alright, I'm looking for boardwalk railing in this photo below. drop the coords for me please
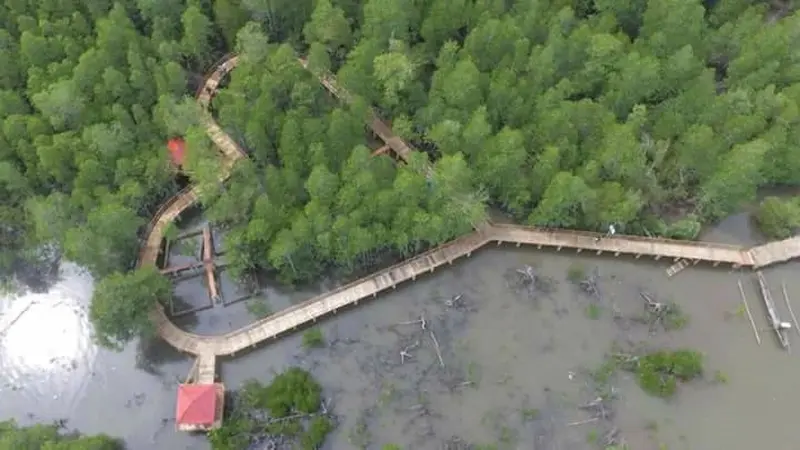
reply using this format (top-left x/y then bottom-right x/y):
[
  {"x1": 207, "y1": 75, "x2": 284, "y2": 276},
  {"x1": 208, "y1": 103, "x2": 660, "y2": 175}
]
[
  {"x1": 138, "y1": 53, "x2": 800, "y2": 383},
  {"x1": 210, "y1": 230, "x2": 491, "y2": 355}
]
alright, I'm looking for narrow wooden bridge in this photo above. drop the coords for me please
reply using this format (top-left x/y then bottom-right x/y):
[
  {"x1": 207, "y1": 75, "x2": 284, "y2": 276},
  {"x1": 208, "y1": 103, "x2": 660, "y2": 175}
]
[{"x1": 138, "y1": 53, "x2": 800, "y2": 401}]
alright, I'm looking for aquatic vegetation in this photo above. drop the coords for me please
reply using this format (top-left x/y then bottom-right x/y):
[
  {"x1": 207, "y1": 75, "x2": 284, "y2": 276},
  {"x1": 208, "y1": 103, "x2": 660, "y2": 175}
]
[
  {"x1": 567, "y1": 263, "x2": 587, "y2": 283},
  {"x1": 585, "y1": 303, "x2": 602, "y2": 319},
  {"x1": 632, "y1": 350, "x2": 703, "y2": 398},
  {"x1": 0, "y1": 420, "x2": 123, "y2": 449},
  {"x1": 755, "y1": 197, "x2": 800, "y2": 239},
  {"x1": 208, "y1": 368, "x2": 333, "y2": 450},
  {"x1": 245, "y1": 296, "x2": 272, "y2": 319},
  {"x1": 89, "y1": 266, "x2": 172, "y2": 350},
  {"x1": 302, "y1": 327, "x2": 326, "y2": 349}
]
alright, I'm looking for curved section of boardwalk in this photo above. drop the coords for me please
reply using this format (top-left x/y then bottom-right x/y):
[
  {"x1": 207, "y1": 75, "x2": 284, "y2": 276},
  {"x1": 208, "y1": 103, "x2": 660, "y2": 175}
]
[
  {"x1": 140, "y1": 53, "x2": 800, "y2": 365},
  {"x1": 138, "y1": 55, "x2": 246, "y2": 358}
]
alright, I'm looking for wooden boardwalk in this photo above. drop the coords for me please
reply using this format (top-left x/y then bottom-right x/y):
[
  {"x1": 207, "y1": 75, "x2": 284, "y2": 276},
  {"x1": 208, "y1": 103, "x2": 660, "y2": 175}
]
[
  {"x1": 202, "y1": 227, "x2": 219, "y2": 301},
  {"x1": 196, "y1": 353, "x2": 217, "y2": 384},
  {"x1": 137, "y1": 53, "x2": 800, "y2": 384},
  {"x1": 491, "y1": 223, "x2": 753, "y2": 266},
  {"x1": 138, "y1": 54, "x2": 250, "y2": 359},
  {"x1": 749, "y1": 236, "x2": 800, "y2": 268}
]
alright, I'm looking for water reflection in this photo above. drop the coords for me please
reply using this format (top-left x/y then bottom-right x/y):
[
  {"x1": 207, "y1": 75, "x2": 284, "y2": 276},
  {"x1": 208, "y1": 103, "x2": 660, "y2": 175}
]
[{"x1": 0, "y1": 262, "x2": 96, "y2": 410}]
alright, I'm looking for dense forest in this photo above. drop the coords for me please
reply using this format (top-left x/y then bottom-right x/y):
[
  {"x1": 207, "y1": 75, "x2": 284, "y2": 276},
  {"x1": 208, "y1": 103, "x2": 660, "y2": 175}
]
[
  {"x1": 0, "y1": 420, "x2": 122, "y2": 449},
  {"x1": 0, "y1": 0, "x2": 798, "y2": 341}
]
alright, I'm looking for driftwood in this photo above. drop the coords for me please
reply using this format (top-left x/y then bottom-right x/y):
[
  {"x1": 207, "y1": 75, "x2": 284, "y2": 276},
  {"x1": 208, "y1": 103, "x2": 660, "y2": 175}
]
[
  {"x1": 397, "y1": 314, "x2": 427, "y2": 330},
  {"x1": 640, "y1": 292, "x2": 664, "y2": 314},
  {"x1": 603, "y1": 427, "x2": 622, "y2": 447},
  {"x1": 429, "y1": 331, "x2": 445, "y2": 368},
  {"x1": 579, "y1": 396, "x2": 612, "y2": 421},
  {"x1": 580, "y1": 267, "x2": 600, "y2": 298},
  {"x1": 395, "y1": 313, "x2": 445, "y2": 369},
  {"x1": 445, "y1": 294, "x2": 463, "y2": 308},
  {"x1": 0, "y1": 300, "x2": 39, "y2": 335},
  {"x1": 738, "y1": 279, "x2": 761, "y2": 345},
  {"x1": 568, "y1": 418, "x2": 599, "y2": 426},
  {"x1": 639, "y1": 291, "x2": 680, "y2": 331},
  {"x1": 400, "y1": 341, "x2": 420, "y2": 364},
  {"x1": 508, "y1": 265, "x2": 555, "y2": 300}
]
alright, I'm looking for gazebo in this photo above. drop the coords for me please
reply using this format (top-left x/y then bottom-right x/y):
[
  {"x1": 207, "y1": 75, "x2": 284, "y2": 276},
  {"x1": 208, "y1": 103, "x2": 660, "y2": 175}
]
[
  {"x1": 175, "y1": 383, "x2": 225, "y2": 431},
  {"x1": 167, "y1": 138, "x2": 187, "y2": 167}
]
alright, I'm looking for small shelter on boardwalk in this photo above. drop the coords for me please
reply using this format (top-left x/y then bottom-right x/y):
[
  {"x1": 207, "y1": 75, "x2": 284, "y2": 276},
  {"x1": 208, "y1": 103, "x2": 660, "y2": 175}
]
[
  {"x1": 167, "y1": 138, "x2": 187, "y2": 167},
  {"x1": 175, "y1": 383, "x2": 225, "y2": 431}
]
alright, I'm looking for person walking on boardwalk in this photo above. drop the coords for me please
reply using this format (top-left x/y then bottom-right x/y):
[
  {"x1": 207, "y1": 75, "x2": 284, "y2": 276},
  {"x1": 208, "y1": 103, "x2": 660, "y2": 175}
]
[{"x1": 595, "y1": 224, "x2": 616, "y2": 243}]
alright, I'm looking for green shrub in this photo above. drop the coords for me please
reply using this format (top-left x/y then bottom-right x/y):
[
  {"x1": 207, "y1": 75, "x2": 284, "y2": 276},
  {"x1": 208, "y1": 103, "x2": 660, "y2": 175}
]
[
  {"x1": 265, "y1": 367, "x2": 323, "y2": 416},
  {"x1": 567, "y1": 263, "x2": 586, "y2": 283},
  {"x1": 635, "y1": 350, "x2": 703, "y2": 398},
  {"x1": 666, "y1": 215, "x2": 702, "y2": 240},
  {"x1": 211, "y1": 368, "x2": 330, "y2": 450},
  {"x1": 302, "y1": 328, "x2": 325, "y2": 349},
  {"x1": 755, "y1": 196, "x2": 800, "y2": 239}
]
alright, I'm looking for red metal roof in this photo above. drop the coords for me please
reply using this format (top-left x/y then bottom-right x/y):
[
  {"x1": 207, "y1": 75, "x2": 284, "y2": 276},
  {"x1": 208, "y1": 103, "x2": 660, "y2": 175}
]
[
  {"x1": 167, "y1": 138, "x2": 186, "y2": 166},
  {"x1": 176, "y1": 384, "x2": 217, "y2": 425}
]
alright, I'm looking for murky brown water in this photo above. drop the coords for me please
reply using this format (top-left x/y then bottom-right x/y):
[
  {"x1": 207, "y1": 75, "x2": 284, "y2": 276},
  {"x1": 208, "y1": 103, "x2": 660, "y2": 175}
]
[{"x1": 3, "y1": 213, "x2": 800, "y2": 449}]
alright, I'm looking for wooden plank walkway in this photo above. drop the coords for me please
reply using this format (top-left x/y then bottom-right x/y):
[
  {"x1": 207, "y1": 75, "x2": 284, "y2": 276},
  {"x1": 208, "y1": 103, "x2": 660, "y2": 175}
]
[
  {"x1": 202, "y1": 227, "x2": 219, "y2": 301},
  {"x1": 196, "y1": 353, "x2": 217, "y2": 384},
  {"x1": 490, "y1": 223, "x2": 753, "y2": 266},
  {"x1": 186, "y1": 222, "x2": 773, "y2": 357},
  {"x1": 749, "y1": 236, "x2": 800, "y2": 268},
  {"x1": 138, "y1": 53, "x2": 800, "y2": 386},
  {"x1": 209, "y1": 228, "x2": 492, "y2": 355}
]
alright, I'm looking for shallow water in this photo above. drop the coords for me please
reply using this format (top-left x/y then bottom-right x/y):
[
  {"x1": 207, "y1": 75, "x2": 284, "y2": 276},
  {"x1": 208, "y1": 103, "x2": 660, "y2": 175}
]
[{"x1": 2, "y1": 213, "x2": 800, "y2": 449}]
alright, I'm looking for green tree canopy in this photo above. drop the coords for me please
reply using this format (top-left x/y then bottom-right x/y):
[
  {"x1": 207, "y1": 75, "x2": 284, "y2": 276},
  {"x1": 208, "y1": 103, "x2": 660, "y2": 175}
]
[{"x1": 89, "y1": 266, "x2": 172, "y2": 350}]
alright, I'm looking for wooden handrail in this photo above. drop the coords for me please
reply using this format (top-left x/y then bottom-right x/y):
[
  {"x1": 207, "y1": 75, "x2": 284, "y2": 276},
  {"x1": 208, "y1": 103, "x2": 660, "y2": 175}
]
[{"x1": 139, "y1": 53, "x2": 800, "y2": 369}]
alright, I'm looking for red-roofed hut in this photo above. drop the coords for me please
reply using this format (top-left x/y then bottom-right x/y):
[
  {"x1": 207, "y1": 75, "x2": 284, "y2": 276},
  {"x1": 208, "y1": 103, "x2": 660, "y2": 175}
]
[
  {"x1": 167, "y1": 138, "x2": 187, "y2": 167},
  {"x1": 175, "y1": 383, "x2": 225, "y2": 431}
]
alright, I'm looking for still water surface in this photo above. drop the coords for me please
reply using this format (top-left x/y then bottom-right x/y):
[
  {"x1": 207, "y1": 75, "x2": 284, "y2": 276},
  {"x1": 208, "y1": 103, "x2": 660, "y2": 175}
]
[{"x1": 1, "y1": 213, "x2": 800, "y2": 449}]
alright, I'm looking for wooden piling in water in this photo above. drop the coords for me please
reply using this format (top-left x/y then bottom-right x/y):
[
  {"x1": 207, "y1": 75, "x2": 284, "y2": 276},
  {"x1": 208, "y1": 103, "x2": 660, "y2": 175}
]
[
  {"x1": 756, "y1": 271, "x2": 789, "y2": 350},
  {"x1": 782, "y1": 281, "x2": 800, "y2": 338},
  {"x1": 738, "y1": 278, "x2": 761, "y2": 346},
  {"x1": 666, "y1": 259, "x2": 689, "y2": 277}
]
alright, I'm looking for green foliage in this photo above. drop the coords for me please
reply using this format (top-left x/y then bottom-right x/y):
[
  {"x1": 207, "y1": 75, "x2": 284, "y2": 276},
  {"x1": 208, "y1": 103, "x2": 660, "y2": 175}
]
[
  {"x1": 755, "y1": 196, "x2": 800, "y2": 239},
  {"x1": 520, "y1": 408, "x2": 539, "y2": 421},
  {"x1": 211, "y1": 368, "x2": 332, "y2": 450},
  {"x1": 585, "y1": 303, "x2": 602, "y2": 320},
  {"x1": 89, "y1": 267, "x2": 172, "y2": 350},
  {"x1": 0, "y1": 420, "x2": 123, "y2": 450},
  {"x1": 634, "y1": 350, "x2": 703, "y2": 398},
  {"x1": 3, "y1": 0, "x2": 800, "y2": 292},
  {"x1": 665, "y1": 215, "x2": 702, "y2": 240},
  {"x1": 302, "y1": 328, "x2": 325, "y2": 349},
  {"x1": 382, "y1": 445, "x2": 402, "y2": 450},
  {"x1": 246, "y1": 297, "x2": 272, "y2": 319},
  {"x1": 661, "y1": 302, "x2": 690, "y2": 330},
  {"x1": 264, "y1": 368, "x2": 323, "y2": 417},
  {"x1": 300, "y1": 416, "x2": 335, "y2": 450},
  {"x1": 567, "y1": 263, "x2": 586, "y2": 283}
]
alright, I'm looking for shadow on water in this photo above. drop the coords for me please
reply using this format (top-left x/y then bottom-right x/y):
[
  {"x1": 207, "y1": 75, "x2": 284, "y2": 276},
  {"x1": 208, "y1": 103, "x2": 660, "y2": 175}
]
[
  {"x1": 5, "y1": 245, "x2": 62, "y2": 294},
  {"x1": 136, "y1": 335, "x2": 192, "y2": 376}
]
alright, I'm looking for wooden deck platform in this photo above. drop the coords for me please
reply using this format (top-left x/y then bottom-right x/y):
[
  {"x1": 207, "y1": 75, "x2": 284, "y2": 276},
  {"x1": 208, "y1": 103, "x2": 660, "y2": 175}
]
[{"x1": 138, "y1": 53, "x2": 800, "y2": 397}]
